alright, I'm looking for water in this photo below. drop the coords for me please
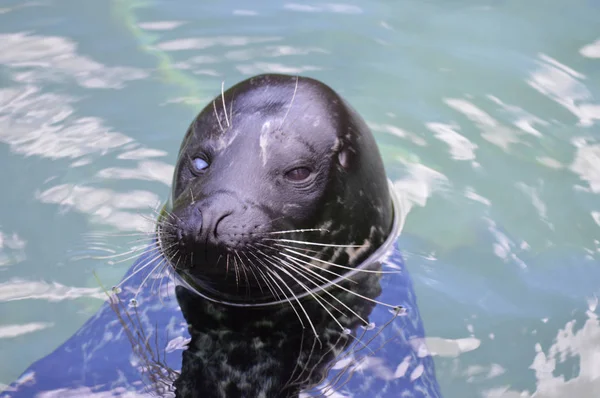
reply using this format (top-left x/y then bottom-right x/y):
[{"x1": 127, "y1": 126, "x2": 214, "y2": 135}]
[{"x1": 0, "y1": 0, "x2": 599, "y2": 396}]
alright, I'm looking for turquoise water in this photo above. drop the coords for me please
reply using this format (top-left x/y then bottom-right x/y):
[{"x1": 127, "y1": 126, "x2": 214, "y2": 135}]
[{"x1": 1, "y1": 0, "x2": 600, "y2": 396}]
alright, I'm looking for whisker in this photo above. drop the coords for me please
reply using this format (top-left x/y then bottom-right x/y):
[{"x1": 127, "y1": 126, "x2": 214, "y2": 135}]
[
  {"x1": 281, "y1": 328, "x2": 309, "y2": 391},
  {"x1": 277, "y1": 258, "x2": 347, "y2": 322},
  {"x1": 266, "y1": 238, "x2": 364, "y2": 248},
  {"x1": 277, "y1": 255, "x2": 368, "y2": 325},
  {"x1": 261, "y1": 258, "x2": 323, "y2": 340},
  {"x1": 255, "y1": 249, "x2": 308, "y2": 325},
  {"x1": 241, "y1": 252, "x2": 264, "y2": 295},
  {"x1": 264, "y1": 268, "x2": 316, "y2": 339},
  {"x1": 134, "y1": 258, "x2": 167, "y2": 302},
  {"x1": 288, "y1": 332, "x2": 346, "y2": 392},
  {"x1": 140, "y1": 241, "x2": 177, "y2": 271},
  {"x1": 322, "y1": 311, "x2": 403, "y2": 394},
  {"x1": 149, "y1": 261, "x2": 164, "y2": 294},
  {"x1": 267, "y1": 242, "x2": 322, "y2": 255},
  {"x1": 246, "y1": 250, "x2": 284, "y2": 300},
  {"x1": 173, "y1": 250, "x2": 183, "y2": 271},
  {"x1": 272, "y1": 250, "x2": 402, "y2": 310},
  {"x1": 280, "y1": 246, "x2": 401, "y2": 274},
  {"x1": 256, "y1": 243, "x2": 356, "y2": 285},
  {"x1": 92, "y1": 244, "x2": 153, "y2": 261},
  {"x1": 232, "y1": 254, "x2": 240, "y2": 288},
  {"x1": 212, "y1": 100, "x2": 225, "y2": 133},
  {"x1": 280, "y1": 75, "x2": 299, "y2": 129},
  {"x1": 229, "y1": 89, "x2": 235, "y2": 127},
  {"x1": 221, "y1": 81, "x2": 230, "y2": 128},
  {"x1": 234, "y1": 251, "x2": 251, "y2": 296},
  {"x1": 109, "y1": 245, "x2": 162, "y2": 266},
  {"x1": 84, "y1": 231, "x2": 153, "y2": 238},
  {"x1": 138, "y1": 212, "x2": 163, "y2": 226},
  {"x1": 262, "y1": 228, "x2": 328, "y2": 235},
  {"x1": 114, "y1": 248, "x2": 166, "y2": 289}
]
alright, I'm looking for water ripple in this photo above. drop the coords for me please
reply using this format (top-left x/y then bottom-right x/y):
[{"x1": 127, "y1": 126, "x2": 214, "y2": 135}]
[{"x1": 0, "y1": 33, "x2": 148, "y2": 89}]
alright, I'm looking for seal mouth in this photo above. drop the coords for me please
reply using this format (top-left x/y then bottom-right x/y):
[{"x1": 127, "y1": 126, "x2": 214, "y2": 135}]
[{"x1": 161, "y1": 180, "x2": 403, "y2": 307}]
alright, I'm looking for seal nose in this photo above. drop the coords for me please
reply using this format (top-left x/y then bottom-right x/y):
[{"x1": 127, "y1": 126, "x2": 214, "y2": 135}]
[
  {"x1": 177, "y1": 205, "x2": 203, "y2": 247},
  {"x1": 175, "y1": 200, "x2": 237, "y2": 248}
]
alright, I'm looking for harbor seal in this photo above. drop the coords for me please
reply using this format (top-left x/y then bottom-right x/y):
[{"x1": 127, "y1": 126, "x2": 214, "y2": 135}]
[
  {"x1": 0, "y1": 74, "x2": 442, "y2": 398},
  {"x1": 152, "y1": 73, "x2": 401, "y2": 397}
]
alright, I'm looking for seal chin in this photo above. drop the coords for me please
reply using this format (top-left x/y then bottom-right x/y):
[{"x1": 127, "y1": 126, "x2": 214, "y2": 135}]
[{"x1": 175, "y1": 266, "x2": 275, "y2": 304}]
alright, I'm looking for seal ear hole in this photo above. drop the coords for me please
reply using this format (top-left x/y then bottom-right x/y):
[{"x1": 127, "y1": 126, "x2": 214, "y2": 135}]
[{"x1": 284, "y1": 167, "x2": 312, "y2": 182}]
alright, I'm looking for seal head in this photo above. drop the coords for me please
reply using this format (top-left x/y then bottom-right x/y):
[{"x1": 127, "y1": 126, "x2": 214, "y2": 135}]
[{"x1": 158, "y1": 73, "x2": 392, "y2": 303}]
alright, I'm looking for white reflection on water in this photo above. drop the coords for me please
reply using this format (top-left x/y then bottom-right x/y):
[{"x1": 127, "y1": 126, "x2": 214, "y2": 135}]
[
  {"x1": 580, "y1": 39, "x2": 600, "y2": 59},
  {"x1": 570, "y1": 141, "x2": 600, "y2": 194},
  {"x1": 426, "y1": 122, "x2": 478, "y2": 162},
  {"x1": 0, "y1": 33, "x2": 147, "y2": 89},
  {"x1": 35, "y1": 386, "x2": 151, "y2": 398},
  {"x1": 488, "y1": 304, "x2": 600, "y2": 397},
  {"x1": 156, "y1": 36, "x2": 282, "y2": 51},
  {"x1": 283, "y1": 3, "x2": 363, "y2": 14},
  {"x1": 0, "y1": 86, "x2": 133, "y2": 160},
  {"x1": 393, "y1": 162, "x2": 449, "y2": 214},
  {"x1": 487, "y1": 95, "x2": 548, "y2": 138},
  {"x1": 445, "y1": 97, "x2": 522, "y2": 151},
  {"x1": 36, "y1": 185, "x2": 161, "y2": 232},
  {"x1": 236, "y1": 62, "x2": 322, "y2": 75},
  {"x1": 0, "y1": 323, "x2": 53, "y2": 339},
  {"x1": 96, "y1": 160, "x2": 174, "y2": 186},
  {"x1": 368, "y1": 122, "x2": 427, "y2": 146},
  {"x1": 0, "y1": 30, "x2": 178, "y2": 234},
  {"x1": 225, "y1": 45, "x2": 329, "y2": 61},
  {"x1": 0, "y1": 280, "x2": 104, "y2": 302},
  {"x1": 138, "y1": 21, "x2": 187, "y2": 31},
  {"x1": 528, "y1": 54, "x2": 600, "y2": 127},
  {"x1": 422, "y1": 336, "x2": 481, "y2": 358},
  {"x1": 486, "y1": 218, "x2": 528, "y2": 269},
  {"x1": 0, "y1": 231, "x2": 26, "y2": 268},
  {"x1": 232, "y1": 9, "x2": 259, "y2": 16}
]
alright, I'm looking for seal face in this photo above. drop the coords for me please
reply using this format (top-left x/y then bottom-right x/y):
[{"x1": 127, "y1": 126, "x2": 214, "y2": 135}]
[{"x1": 158, "y1": 73, "x2": 392, "y2": 304}]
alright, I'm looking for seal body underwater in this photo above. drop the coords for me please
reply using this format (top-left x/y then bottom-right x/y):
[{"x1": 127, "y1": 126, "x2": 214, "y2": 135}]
[{"x1": 0, "y1": 74, "x2": 443, "y2": 398}]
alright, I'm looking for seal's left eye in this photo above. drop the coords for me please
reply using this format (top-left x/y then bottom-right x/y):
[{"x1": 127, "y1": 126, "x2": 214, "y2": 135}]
[
  {"x1": 285, "y1": 167, "x2": 311, "y2": 181},
  {"x1": 192, "y1": 157, "x2": 209, "y2": 172}
]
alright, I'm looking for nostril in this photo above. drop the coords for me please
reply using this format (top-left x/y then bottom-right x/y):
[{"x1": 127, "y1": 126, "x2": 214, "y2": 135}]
[
  {"x1": 175, "y1": 206, "x2": 204, "y2": 245},
  {"x1": 214, "y1": 212, "x2": 232, "y2": 238}
]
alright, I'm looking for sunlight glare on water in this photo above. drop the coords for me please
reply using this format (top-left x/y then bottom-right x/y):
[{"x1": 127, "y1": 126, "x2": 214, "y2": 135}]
[{"x1": 1, "y1": 0, "x2": 600, "y2": 396}]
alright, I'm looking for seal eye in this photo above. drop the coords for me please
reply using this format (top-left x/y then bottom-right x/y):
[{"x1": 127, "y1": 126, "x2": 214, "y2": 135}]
[
  {"x1": 285, "y1": 167, "x2": 312, "y2": 181},
  {"x1": 191, "y1": 157, "x2": 209, "y2": 173}
]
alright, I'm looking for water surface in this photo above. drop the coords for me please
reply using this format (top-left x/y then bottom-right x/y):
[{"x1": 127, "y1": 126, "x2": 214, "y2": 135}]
[{"x1": 1, "y1": 0, "x2": 600, "y2": 396}]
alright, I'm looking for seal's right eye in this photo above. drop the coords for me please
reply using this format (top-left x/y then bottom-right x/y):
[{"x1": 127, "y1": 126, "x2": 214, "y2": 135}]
[{"x1": 191, "y1": 157, "x2": 209, "y2": 173}]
